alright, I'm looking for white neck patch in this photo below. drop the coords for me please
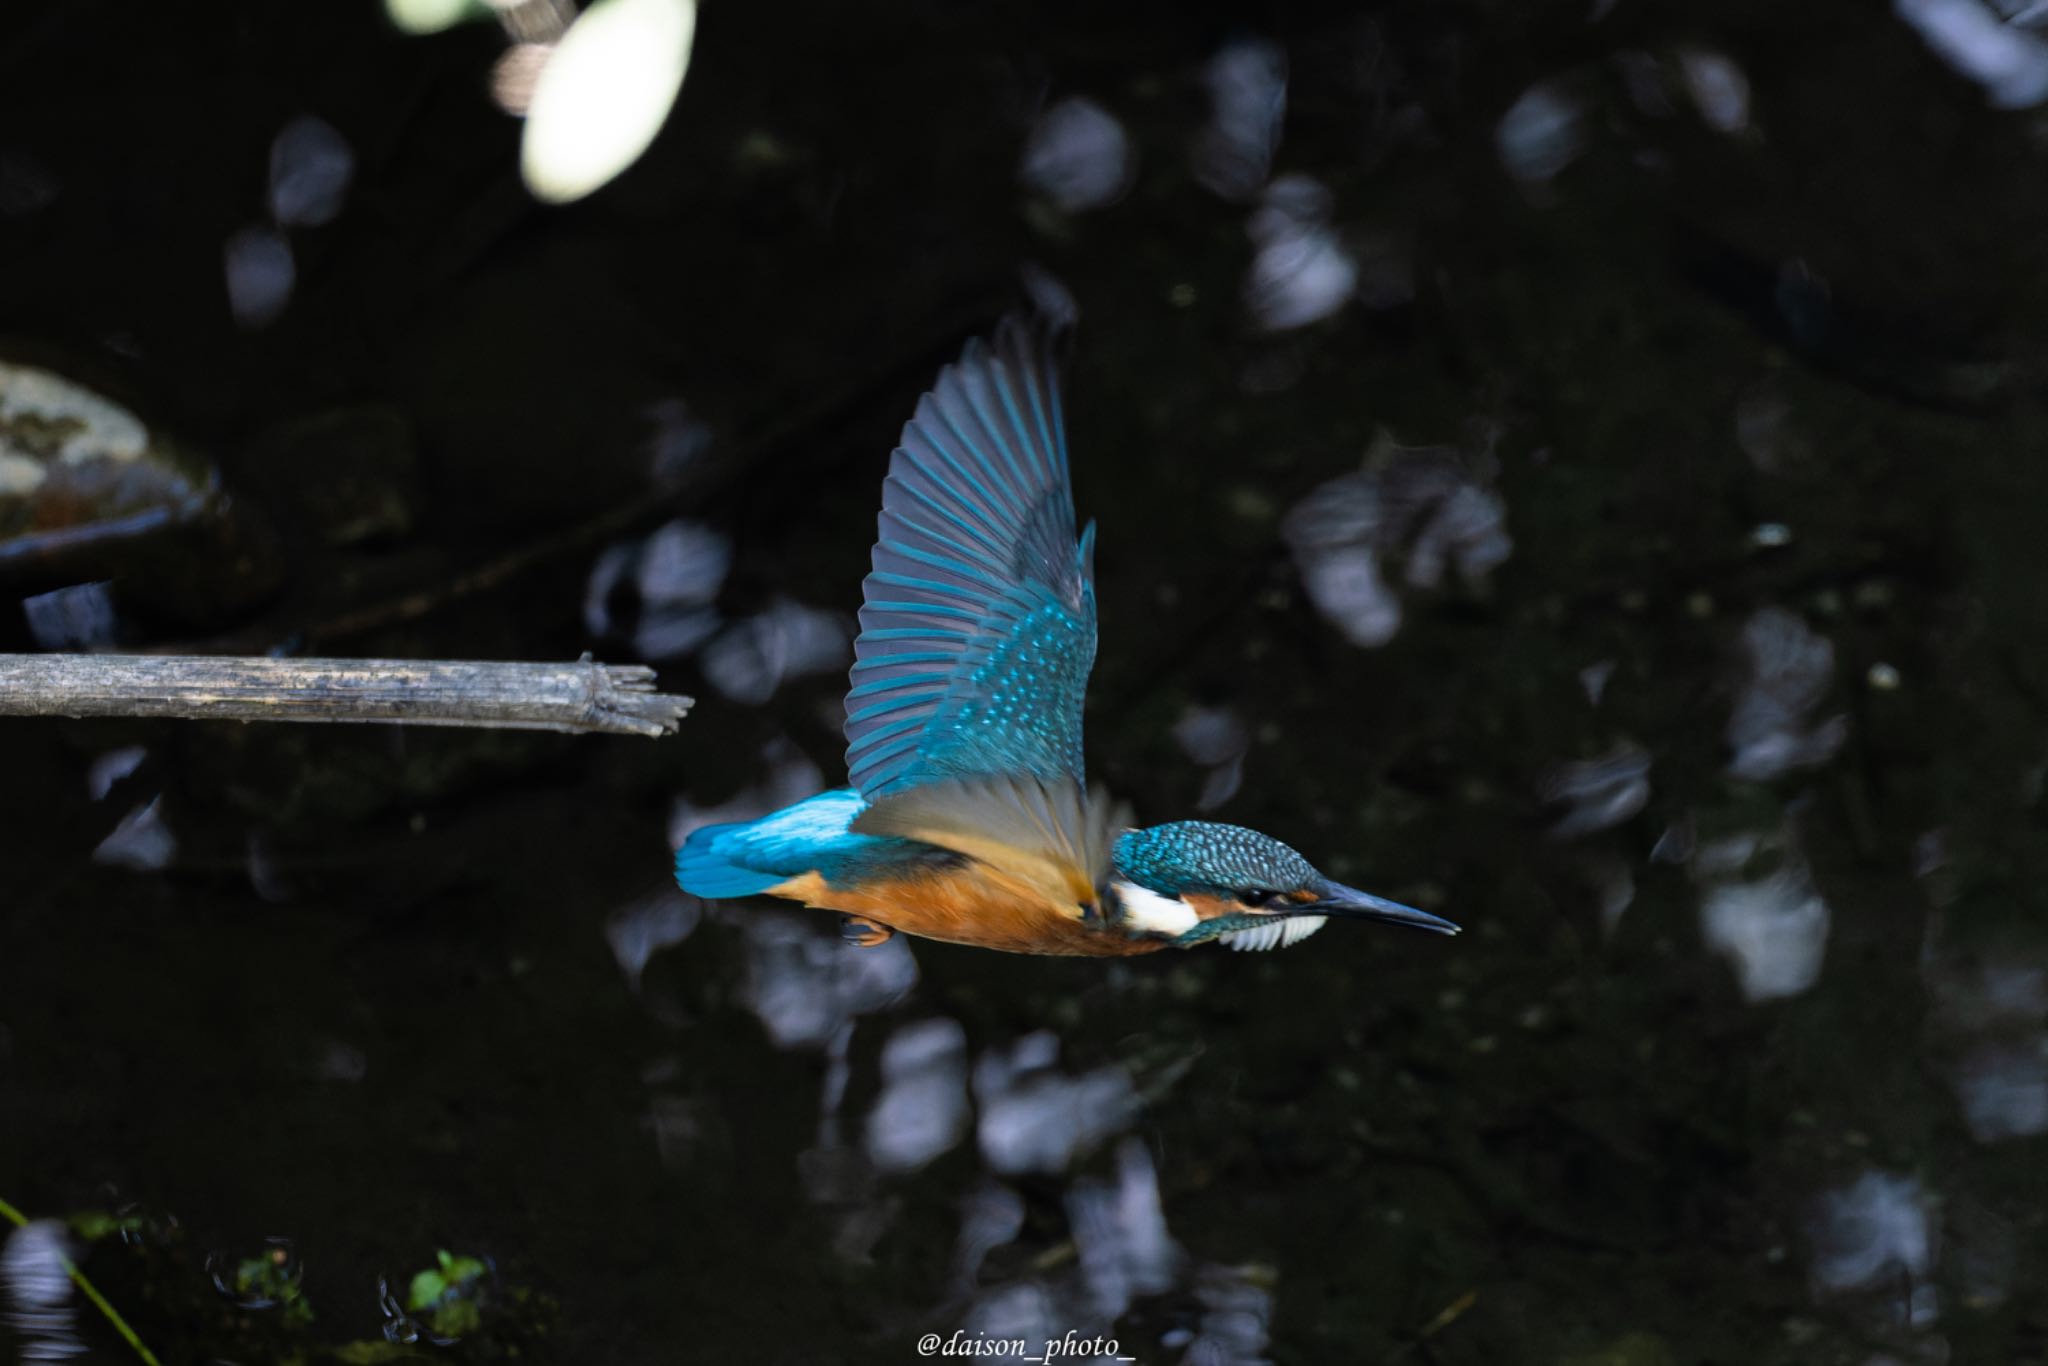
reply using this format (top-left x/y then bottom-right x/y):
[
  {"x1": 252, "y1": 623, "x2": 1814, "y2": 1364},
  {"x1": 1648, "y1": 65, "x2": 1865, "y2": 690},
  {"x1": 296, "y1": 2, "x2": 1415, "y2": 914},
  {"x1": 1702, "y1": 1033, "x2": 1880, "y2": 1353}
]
[
  {"x1": 1110, "y1": 880, "x2": 1199, "y2": 937},
  {"x1": 1223, "y1": 915, "x2": 1328, "y2": 952}
]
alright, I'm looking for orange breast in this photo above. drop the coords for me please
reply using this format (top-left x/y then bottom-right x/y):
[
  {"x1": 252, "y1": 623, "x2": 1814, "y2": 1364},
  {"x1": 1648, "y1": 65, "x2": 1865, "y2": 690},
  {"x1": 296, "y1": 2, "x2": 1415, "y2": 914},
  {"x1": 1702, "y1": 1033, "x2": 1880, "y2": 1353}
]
[{"x1": 765, "y1": 866, "x2": 1168, "y2": 958}]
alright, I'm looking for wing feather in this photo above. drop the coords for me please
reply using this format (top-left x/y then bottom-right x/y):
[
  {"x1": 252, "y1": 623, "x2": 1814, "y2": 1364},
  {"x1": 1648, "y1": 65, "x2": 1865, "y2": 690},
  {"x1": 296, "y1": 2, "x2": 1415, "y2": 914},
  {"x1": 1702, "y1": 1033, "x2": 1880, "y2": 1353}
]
[
  {"x1": 845, "y1": 318, "x2": 1098, "y2": 806},
  {"x1": 852, "y1": 774, "x2": 1128, "y2": 905}
]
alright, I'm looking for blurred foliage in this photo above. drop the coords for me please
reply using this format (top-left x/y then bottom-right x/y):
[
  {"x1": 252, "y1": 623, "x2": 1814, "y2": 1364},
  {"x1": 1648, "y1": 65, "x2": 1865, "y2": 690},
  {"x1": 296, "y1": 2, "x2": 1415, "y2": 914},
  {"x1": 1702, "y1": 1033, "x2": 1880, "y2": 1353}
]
[
  {"x1": 36, "y1": 1207, "x2": 556, "y2": 1364},
  {"x1": 403, "y1": 1250, "x2": 493, "y2": 1341}
]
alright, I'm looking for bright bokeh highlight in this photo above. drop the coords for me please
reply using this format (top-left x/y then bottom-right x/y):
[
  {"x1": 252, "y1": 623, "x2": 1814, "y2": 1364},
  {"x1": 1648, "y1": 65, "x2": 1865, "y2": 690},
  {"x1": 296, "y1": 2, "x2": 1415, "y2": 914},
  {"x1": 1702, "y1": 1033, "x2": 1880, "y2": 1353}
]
[{"x1": 519, "y1": 0, "x2": 697, "y2": 205}]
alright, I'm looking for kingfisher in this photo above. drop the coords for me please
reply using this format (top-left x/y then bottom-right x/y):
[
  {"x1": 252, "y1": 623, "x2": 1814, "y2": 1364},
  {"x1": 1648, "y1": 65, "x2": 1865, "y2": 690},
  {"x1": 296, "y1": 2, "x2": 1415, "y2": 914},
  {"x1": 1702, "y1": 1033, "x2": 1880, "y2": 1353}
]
[{"x1": 676, "y1": 317, "x2": 1459, "y2": 955}]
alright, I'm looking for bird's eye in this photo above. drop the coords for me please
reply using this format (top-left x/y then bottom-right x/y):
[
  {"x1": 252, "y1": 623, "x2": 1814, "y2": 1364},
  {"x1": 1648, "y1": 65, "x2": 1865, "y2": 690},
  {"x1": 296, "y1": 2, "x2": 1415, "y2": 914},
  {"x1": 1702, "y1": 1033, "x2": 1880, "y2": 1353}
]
[{"x1": 1241, "y1": 889, "x2": 1278, "y2": 908}]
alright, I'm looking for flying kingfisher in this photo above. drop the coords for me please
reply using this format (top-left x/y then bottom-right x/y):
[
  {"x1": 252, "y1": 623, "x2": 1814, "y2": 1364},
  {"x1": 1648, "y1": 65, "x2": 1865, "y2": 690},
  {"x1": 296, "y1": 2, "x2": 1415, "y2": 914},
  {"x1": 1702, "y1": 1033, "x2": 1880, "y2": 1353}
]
[{"x1": 676, "y1": 317, "x2": 1459, "y2": 955}]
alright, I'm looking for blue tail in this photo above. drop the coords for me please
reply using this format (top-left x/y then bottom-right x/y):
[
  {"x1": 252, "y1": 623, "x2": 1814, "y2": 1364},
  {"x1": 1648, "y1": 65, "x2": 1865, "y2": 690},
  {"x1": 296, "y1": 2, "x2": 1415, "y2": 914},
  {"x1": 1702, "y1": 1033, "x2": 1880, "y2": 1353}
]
[
  {"x1": 674, "y1": 788, "x2": 881, "y2": 901},
  {"x1": 675, "y1": 820, "x2": 791, "y2": 898}
]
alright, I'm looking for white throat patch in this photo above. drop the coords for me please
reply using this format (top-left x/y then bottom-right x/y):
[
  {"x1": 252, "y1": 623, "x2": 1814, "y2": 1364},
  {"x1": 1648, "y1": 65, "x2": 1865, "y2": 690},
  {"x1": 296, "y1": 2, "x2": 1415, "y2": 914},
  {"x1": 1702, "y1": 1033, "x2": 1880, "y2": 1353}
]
[
  {"x1": 1110, "y1": 880, "x2": 1199, "y2": 937},
  {"x1": 1223, "y1": 915, "x2": 1328, "y2": 952}
]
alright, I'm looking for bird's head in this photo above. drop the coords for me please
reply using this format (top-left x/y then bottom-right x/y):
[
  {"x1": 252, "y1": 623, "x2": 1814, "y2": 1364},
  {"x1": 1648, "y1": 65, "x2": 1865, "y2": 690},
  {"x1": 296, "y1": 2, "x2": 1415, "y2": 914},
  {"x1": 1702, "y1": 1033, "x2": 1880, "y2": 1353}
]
[{"x1": 1109, "y1": 821, "x2": 1459, "y2": 951}]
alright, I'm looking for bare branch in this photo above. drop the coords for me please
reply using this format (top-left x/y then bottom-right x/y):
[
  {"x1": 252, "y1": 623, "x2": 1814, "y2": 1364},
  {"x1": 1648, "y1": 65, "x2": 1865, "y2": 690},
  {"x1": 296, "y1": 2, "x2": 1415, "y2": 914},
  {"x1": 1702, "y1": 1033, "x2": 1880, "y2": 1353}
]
[{"x1": 0, "y1": 654, "x2": 692, "y2": 738}]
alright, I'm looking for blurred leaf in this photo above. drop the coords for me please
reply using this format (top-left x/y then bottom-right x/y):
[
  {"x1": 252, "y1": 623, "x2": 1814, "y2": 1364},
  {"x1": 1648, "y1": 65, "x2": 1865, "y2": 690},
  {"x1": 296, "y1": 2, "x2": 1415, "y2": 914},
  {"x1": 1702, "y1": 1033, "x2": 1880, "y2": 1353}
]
[
  {"x1": 383, "y1": 0, "x2": 493, "y2": 36},
  {"x1": 520, "y1": 0, "x2": 697, "y2": 204}
]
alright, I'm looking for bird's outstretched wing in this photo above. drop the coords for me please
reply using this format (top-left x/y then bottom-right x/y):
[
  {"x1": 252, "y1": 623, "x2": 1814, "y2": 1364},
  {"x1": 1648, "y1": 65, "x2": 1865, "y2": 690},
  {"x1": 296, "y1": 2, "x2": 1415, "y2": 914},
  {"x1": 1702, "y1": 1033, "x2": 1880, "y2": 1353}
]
[
  {"x1": 845, "y1": 317, "x2": 1095, "y2": 797},
  {"x1": 844, "y1": 318, "x2": 1115, "y2": 893}
]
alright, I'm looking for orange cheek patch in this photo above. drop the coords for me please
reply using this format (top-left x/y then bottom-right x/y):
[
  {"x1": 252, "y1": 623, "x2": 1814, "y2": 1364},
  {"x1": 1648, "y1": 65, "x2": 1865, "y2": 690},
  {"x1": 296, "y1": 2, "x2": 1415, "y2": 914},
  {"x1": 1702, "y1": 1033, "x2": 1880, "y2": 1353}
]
[{"x1": 1182, "y1": 892, "x2": 1238, "y2": 921}]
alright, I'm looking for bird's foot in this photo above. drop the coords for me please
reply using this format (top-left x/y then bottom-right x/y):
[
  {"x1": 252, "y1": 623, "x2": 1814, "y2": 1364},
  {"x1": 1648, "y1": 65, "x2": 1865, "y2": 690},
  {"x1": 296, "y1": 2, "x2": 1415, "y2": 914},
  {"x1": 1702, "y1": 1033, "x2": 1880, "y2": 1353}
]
[{"x1": 840, "y1": 916, "x2": 895, "y2": 948}]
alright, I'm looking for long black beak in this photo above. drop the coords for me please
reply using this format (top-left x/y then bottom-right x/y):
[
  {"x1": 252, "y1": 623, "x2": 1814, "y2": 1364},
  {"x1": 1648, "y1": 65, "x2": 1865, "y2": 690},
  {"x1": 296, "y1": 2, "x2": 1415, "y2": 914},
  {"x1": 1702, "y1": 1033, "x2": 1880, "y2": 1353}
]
[{"x1": 1308, "y1": 881, "x2": 1460, "y2": 934}]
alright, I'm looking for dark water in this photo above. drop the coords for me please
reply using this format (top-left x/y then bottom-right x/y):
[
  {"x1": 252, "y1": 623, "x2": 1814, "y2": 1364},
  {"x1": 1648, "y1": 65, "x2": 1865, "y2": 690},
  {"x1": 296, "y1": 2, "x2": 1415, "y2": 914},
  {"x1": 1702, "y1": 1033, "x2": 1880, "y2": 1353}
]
[{"x1": 4, "y1": 2, "x2": 2048, "y2": 1362}]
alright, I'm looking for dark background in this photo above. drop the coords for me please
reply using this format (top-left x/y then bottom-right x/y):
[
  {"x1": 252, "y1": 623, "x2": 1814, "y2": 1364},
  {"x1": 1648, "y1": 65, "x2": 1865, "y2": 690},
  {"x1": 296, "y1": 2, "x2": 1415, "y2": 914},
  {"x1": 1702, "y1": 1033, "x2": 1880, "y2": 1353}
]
[{"x1": 3, "y1": 1, "x2": 2047, "y2": 1362}]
